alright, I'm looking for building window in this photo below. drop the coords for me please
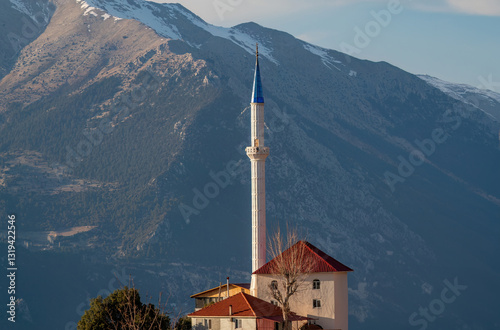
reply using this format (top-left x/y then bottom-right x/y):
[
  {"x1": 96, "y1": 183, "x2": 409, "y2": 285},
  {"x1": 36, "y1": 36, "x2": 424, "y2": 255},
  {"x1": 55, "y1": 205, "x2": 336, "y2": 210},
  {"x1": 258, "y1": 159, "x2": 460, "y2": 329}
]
[
  {"x1": 204, "y1": 319, "x2": 212, "y2": 329},
  {"x1": 271, "y1": 280, "x2": 278, "y2": 291},
  {"x1": 235, "y1": 319, "x2": 242, "y2": 328},
  {"x1": 313, "y1": 299, "x2": 321, "y2": 308},
  {"x1": 313, "y1": 279, "x2": 320, "y2": 290},
  {"x1": 271, "y1": 300, "x2": 278, "y2": 306}
]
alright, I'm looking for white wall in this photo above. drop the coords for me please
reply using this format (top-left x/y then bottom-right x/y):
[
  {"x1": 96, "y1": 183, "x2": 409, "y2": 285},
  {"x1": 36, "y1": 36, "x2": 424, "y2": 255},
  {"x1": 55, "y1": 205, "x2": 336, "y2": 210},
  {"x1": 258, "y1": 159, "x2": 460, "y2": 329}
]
[
  {"x1": 255, "y1": 272, "x2": 349, "y2": 330},
  {"x1": 190, "y1": 317, "x2": 256, "y2": 330},
  {"x1": 220, "y1": 317, "x2": 256, "y2": 330}
]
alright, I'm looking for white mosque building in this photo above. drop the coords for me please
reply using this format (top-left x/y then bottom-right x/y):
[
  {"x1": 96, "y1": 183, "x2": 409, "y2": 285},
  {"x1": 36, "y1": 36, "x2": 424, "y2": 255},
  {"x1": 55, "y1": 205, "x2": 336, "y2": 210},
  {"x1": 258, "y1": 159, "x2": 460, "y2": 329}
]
[{"x1": 188, "y1": 47, "x2": 353, "y2": 330}]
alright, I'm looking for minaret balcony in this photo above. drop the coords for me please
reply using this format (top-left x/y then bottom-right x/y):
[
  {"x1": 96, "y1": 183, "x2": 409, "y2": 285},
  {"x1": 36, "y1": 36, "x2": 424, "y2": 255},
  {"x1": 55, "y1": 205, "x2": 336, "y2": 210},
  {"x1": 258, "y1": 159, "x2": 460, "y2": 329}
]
[{"x1": 245, "y1": 146, "x2": 270, "y2": 159}]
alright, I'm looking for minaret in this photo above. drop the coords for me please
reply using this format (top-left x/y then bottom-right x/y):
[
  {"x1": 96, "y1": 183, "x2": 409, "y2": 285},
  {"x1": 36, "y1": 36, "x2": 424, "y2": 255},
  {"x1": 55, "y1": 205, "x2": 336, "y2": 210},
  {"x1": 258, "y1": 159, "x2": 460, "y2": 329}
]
[{"x1": 247, "y1": 45, "x2": 269, "y2": 294}]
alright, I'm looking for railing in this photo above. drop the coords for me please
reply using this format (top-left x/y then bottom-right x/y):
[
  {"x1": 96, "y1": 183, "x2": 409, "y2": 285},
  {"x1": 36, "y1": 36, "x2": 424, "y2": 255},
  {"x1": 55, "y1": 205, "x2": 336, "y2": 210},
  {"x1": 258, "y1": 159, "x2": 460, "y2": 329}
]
[{"x1": 245, "y1": 146, "x2": 270, "y2": 155}]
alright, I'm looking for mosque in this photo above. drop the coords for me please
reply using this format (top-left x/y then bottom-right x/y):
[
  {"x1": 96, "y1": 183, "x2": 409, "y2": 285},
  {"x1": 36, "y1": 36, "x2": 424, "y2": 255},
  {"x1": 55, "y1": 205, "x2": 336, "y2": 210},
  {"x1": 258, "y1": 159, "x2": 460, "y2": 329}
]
[{"x1": 188, "y1": 47, "x2": 353, "y2": 330}]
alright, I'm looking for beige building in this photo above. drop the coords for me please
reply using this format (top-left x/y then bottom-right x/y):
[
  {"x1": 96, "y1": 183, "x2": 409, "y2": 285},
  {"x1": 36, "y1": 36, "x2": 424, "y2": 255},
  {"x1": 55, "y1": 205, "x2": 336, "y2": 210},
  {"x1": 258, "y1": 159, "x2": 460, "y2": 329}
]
[{"x1": 252, "y1": 241, "x2": 353, "y2": 330}]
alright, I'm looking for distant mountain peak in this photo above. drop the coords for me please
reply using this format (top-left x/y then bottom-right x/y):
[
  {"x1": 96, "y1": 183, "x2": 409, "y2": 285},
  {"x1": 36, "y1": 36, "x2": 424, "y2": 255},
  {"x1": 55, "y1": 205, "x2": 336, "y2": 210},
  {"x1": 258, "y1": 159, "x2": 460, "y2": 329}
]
[
  {"x1": 73, "y1": 0, "x2": 280, "y2": 63},
  {"x1": 75, "y1": 0, "x2": 183, "y2": 38}
]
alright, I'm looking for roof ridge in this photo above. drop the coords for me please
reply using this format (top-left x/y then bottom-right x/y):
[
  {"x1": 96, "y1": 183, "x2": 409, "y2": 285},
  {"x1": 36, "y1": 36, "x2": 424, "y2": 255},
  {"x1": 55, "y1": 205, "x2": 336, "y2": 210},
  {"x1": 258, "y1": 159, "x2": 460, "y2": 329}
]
[
  {"x1": 240, "y1": 292, "x2": 257, "y2": 317},
  {"x1": 253, "y1": 240, "x2": 352, "y2": 274},
  {"x1": 302, "y1": 241, "x2": 335, "y2": 270}
]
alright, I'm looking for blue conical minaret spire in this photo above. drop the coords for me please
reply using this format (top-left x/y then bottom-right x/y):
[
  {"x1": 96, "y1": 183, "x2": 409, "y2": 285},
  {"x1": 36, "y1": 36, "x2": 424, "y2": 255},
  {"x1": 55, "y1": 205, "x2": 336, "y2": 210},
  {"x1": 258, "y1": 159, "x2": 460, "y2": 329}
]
[{"x1": 251, "y1": 44, "x2": 264, "y2": 104}]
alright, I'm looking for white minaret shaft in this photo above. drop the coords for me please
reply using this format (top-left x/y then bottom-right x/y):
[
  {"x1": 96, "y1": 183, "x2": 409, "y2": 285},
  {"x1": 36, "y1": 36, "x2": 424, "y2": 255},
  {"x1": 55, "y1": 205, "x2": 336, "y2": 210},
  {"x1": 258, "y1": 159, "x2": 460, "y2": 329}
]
[{"x1": 246, "y1": 46, "x2": 269, "y2": 279}]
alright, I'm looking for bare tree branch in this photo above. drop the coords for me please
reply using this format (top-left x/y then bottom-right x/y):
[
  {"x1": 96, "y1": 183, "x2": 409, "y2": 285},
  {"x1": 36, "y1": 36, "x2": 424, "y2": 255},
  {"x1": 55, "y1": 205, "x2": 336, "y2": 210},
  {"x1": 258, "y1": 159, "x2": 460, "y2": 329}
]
[{"x1": 267, "y1": 225, "x2": 314, "y2": 330}]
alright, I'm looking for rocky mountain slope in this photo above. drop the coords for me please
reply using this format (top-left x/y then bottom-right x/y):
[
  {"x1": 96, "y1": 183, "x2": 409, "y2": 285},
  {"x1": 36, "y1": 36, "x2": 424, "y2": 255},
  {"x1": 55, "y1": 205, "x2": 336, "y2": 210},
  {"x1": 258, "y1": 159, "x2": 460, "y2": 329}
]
[
  {"x1": 419, "y1": 74, "x2": 500, "y2": 122},
  {"x1": 0, "y1": 0, "x2": 499, "y2": 329}
]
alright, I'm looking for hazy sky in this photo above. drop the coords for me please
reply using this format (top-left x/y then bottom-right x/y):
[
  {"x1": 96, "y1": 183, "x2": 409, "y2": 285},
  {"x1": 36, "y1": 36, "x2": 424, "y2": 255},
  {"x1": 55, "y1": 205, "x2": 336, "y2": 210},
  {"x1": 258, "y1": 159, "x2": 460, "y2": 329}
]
[{"x1": 153, "y1": 0, "x2": 500, "y2": 91}]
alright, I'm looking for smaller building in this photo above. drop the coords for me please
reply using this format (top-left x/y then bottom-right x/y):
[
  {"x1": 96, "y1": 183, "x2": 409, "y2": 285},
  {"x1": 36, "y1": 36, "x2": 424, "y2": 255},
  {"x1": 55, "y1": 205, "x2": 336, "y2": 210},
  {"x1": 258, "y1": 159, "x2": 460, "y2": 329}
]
[
  {"x1": 191, "y1": 283, "x2": 250, "y2": 311},
  {"x1": 189, "y1": 292, "x2": 310, "y2": 330}
]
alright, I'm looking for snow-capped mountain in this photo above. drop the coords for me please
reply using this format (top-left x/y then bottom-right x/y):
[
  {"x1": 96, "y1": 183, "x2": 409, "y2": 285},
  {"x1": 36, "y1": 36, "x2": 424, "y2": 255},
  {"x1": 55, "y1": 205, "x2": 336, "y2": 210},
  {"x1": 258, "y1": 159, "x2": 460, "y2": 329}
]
[
  {"x1": 73, "y1": 0, "x2": 279, "y2": 61},
  {"x1": 1, "y1": 0, "x2": 499, "y2": 329}
]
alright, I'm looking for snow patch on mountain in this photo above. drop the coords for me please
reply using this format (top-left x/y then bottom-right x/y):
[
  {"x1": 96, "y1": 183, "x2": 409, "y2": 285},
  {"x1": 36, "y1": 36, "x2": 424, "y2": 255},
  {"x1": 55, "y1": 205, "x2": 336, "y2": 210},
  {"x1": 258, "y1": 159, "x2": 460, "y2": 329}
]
[
  {"x1": 75, "y1": 0, "x2": 278, "y2": 63},
  {"x1": 9, "y1": 0, "x2": 52, "y2": 23},
  {"x1": 303, "y1": 43, "x2": 342, "y2": 71},
  {"x1": 83, "y1": 5, "x2": 98, "y2": 17},
  {"x1": 199, "y1": 23, "x2": 278, "y2": 64},
  {"x1": 419, "y1": 75, "x2": 500, "y2": 104},
  {"x1": 9, "y1": 0, "x2": 32, "y2": 17},
  {"x1": 419, "y1": 74, "x2": 500, "y2": 121},
  {"x1": 76, "y1": 0, "x2": 115, "y2": 20},
  {"x1": 76, "y1": 0, "x2": 182, "y2": 39},
  {"x1": 164, "y1": 4, "x2": 279, "y2": 64}
]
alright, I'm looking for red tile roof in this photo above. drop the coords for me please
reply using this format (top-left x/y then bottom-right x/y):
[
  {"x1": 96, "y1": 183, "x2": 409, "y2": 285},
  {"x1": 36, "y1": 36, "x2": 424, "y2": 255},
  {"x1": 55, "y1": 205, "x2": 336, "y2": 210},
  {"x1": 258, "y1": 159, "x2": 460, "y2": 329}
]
[
  {"x1": 253, "y1": 241, "x2": 353, "y2": 274},
  {"x1": 188, "y1": 292, "x2": 309, "y2": 321}
]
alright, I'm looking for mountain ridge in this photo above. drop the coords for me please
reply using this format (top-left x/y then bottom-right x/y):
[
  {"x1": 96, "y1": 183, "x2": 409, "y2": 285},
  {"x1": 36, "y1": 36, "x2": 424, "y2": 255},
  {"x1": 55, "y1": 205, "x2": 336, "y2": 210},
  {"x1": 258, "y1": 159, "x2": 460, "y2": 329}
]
[{"x1": 1, "y1": 0, "x2": 499, "y2": 329}]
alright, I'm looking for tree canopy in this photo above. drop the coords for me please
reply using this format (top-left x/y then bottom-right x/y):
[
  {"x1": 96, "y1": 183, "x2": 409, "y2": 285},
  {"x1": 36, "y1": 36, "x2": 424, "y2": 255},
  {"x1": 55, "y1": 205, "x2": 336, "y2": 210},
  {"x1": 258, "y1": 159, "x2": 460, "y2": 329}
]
[
  {"x1": 174, "y1": 316, "x2": 192, "y2": 330},
  {"x1": 78, "y1": 286, "x2": 171, "y2": 330}
]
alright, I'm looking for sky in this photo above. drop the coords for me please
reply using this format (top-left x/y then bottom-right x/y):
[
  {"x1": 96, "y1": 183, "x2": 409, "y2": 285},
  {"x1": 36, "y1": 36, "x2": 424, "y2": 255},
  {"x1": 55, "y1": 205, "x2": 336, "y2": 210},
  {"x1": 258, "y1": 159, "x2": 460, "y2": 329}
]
[{"x1": 154, "y1": 0, "x2": 500, "y2": 92}]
